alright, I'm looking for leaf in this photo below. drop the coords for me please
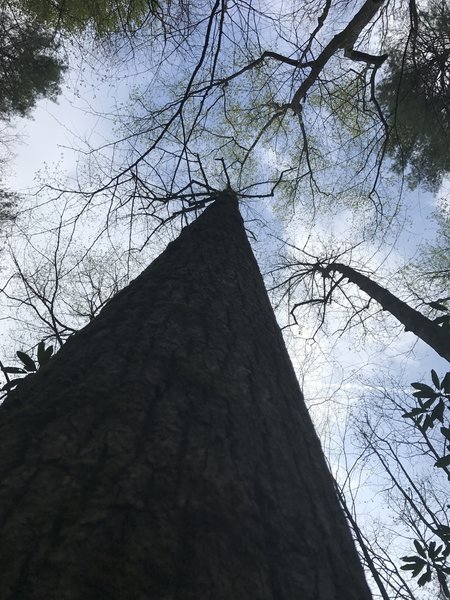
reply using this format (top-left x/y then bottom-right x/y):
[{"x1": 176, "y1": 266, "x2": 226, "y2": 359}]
[
  {"x1": 16, "y1": 351, "x2": 36, "y2": 372},
  {"x1": 431, "y1": 399, "x2": 445, "y2": 424},
  {"x1": 411, "y1": 382, "x2": 436, "y2": 395},
  {"x1": 423, "y1": 414, "x2": 433, "y2": 431},
  {"x1": 412, "y1": 391, "x2": 438, "y2": 401},
  {"x1": 431, "y1": 369, "x2": 441, "y2": 389},
  {"x1": 435, "y1": 455, "x2": 450, "y2": 469},
  {"x1": 43, "y1": 345, "x2": 54, "y2": 363},
  {"x1": 437, "y1": 571, "x2": 450, "y2": 598},
  {"x1": 401, "y1": 555, "x2": 420, "y2": 563},
  {"x1": 2, "y1": 366, "x2": 26, "y2": 374},
  {"x1": 442, "y1": 372, "x2": 450, "y2": 394},
  {"x1": 429, "y1": 541, "x2": 436, "y2": 555},
  {"x1": 412, "y1": 561, "x2": 426, "y2": 577},
  {"x1": 400, "y1": 557, "x2": 426, "y2": 577},
  {"x1": 37, "y1": 342, "x2": 53, "y2": 367},
  {"x1": 441, "y1": 426, "x2": 450, "y2": 441},
  {"x1": 417, "y1": 568, "x2": 432, "y2": 587},
  {"x1": 421, "y1": 397, "x2": 436, "y2": 410},
  {"x1": 414, "y1": 540, "x2": 426, "y2": 558},
  {"x1": 37, "y1": 341, "x2": 45, "y2": 366},
  {"x1": 400, "y1": 563, "x2": 418, "y2": 570},
  {"x1": 402, "y1": 408, "x2": 424, "y2": 419},
  {"x1": 1, "y1": 378, "x2": 23, "y2": 392}
]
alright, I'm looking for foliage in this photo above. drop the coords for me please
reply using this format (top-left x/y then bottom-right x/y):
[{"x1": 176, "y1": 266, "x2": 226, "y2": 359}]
[
  {"x1": 0, "y1": 6, "x2": 66, "y2": 119},
  {"x1": 0, "y1": 341, "x2": 54, "y2": 398},
  {"x1": 401, "y1": 538, "x2": 450, "y2": 596},
  {"x1": 421, "y1": 202, "x2": 450, "y2": 294},
  {"x1": 403, "y1": 370, "x2": 450, "y2": 469},
  {"x1": 400, "y1": 368, "x2": 450, "y2": 596},
  {"x1": 397, "y1": 198, "x2": 450, "y2": 323},
  {"x1": 0, "y1": 189, "x2": 16, "y2": 223},
  {"x1": 377, "y1": 0, "x2": 450, "y2": 191},
  {"x1": 348, "y1": 371, "x2": 450, "y2": 599},
  {"x1": 17, "y1": 0, "x2": 161, "y2": 37}
]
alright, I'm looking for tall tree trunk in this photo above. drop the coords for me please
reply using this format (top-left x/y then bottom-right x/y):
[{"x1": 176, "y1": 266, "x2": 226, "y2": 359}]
[
  {"x1": 323, "y1": 262, "x2": 450, "y2": 363},
  {"x1": 0, "y1": 193, "x2": 372, "y2": 599}
]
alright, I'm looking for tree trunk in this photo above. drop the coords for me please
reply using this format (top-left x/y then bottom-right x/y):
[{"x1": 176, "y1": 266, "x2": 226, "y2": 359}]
[
  {"x1": 323, "y1": 262, "x2": 450, "y2": 363},
  {"x1": 0, "y1": 193, "x2": 372, "y2": 600}
]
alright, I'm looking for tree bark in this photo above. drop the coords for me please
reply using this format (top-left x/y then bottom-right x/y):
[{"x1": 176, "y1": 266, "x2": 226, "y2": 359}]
[
  {"x1": 0, "y1": 193, "x2": 372, "y2": 599},
  {"x1": 290, "y1": 0, "x2": 385, "y2": 112},
  {"x1": 323, "y1": 262, "x2": 450, "y2": 363}
]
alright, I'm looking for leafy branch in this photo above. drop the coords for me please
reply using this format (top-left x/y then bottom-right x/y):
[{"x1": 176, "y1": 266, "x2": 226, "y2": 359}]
[{"x1": 0, "y1": 341, "x2": 54, "y2": 397}]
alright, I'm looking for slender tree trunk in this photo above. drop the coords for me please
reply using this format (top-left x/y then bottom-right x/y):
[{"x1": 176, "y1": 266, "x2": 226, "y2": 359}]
[
  {"x1": 0, "y1": 193, "x2": 372, "y2": 599},
  {"x1": 323, "y1": 262, "x2": 450, "y2": 363}
]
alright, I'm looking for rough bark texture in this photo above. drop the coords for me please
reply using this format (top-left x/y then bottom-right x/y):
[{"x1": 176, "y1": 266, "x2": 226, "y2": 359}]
[
  {"x1": 0, "y1": 194, "x2": 372, "y2": 600},
  {"x1": 324, "y1": 262, "x2": 450, "y2": 363}
]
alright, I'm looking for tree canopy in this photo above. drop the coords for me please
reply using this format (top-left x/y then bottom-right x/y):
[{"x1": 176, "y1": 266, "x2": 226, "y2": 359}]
[
  {"x1": 0, "y1": 6, "x2": 66, "y2": 119},
  {"x1": 17, "y1": 0, "x2": 162, "y2": 36},
  {"x1": 377, "y1": 0, "x2": 450, "y2": 191}
]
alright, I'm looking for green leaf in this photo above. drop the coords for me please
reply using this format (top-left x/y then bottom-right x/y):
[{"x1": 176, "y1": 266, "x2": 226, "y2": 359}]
[
  {"x1": 413, "y1": 388, "x2": 439, "y2": 398},
  {"x1": 417, "y1": 568, "x2": 432, "y2": 587},
  {"x1": 37, "y1": 341, "x2": 45, "y2": 366},
  {"x1": 400, "y1": 563, "x2": 418, "y2": 570},
  {"x1": 421, "y1": 397, "x2": 436, "y2": 410},
  {"x1": 435, "y1": 455, "x2": 450, "y2": 469},
  {"x1": 431, "y1": 400, "x2": 445, "y2": 424},
  {"x1": 414, "y1": 540, "x2": 426, "y2": 558},
  {"x1": 431, "y1": 369, "x2": 441, "y2": 389},
  {"x1": 400, "y1": 557, "x2": 426, "y2": 577},
  {"x1": 441, "y1": 427, "x2": 450, "y2": 441},
  {"x1": 37, "y1": 342, "x2": 53, "y2": 367},
  {"x1": 436, "y1": 570, "x2": 450, "y2": 597},
  {"x1": 401, "y1": 555, "x2": 420, "y2": 563},
  {"x1": 411, "y1": 382, "x2": 436, "y2": 394},
  {"x1": 1, "y1": 378, "x2": 23, "y2": 392},
  {"x1": 43, "y1": 345, "x2": 53, "y2": 362},
  {"x1": 16, "y1": 351, "x2": 36, "y2": 372},
  {"x1": 427, "y1": 541, "x2": 439, "y2": 559},
  {"x1": 2, "y1": 366, "x2": 26, "y2": 374},
  {"x1": 412, "y1": 562, "x2": 426, "y2": 577},
  {"x1": 423, "y1": 414, "x2": 434, "y2": 431},
  {"x1": 418, "y1": 567, "x2": 432, "y2": 586},
  {"x1": 403, "y1": 408, "x2": 425, "y2": 419},
  {"x1": 442, "y1": 373, "x2": 450, "y2": 394}
]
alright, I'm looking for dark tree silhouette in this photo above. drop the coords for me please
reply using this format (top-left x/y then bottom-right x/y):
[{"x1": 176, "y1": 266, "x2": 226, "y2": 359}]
[
  {"x1": 0, "y1": 192, "x2": 371, "y2": 599},
  {"x1": 276, "y1": 255, "x2": 450, "y2": 363},
  {"x1": 377, "y1": 0, "x2": 450, "y2": 190},
  {"x1": 0, "y1": 7, "x2": 66, "y2": 119},
  {"x1": 319, "y1": 262, "x2": 450, "y2": 363}
]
